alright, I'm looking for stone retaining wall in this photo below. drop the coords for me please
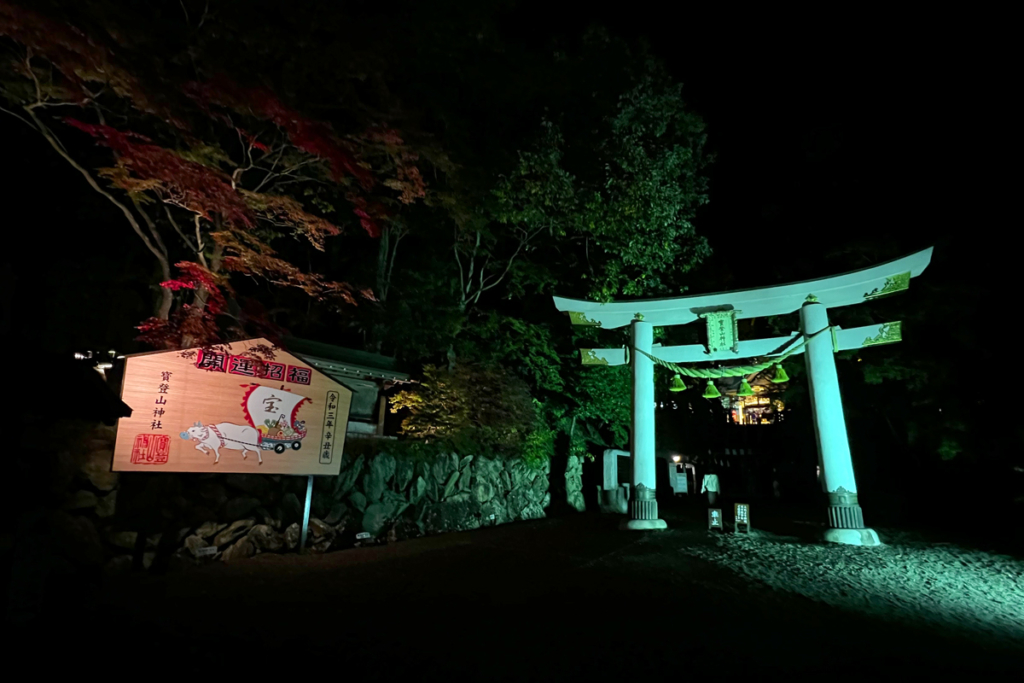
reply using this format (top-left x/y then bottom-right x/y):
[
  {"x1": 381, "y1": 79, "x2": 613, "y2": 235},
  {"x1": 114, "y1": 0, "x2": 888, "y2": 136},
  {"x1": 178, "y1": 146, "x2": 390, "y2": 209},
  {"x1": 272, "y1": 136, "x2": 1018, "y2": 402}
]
[{"x1": 33, "y1": 425, "x2": 590, "y2": 573}]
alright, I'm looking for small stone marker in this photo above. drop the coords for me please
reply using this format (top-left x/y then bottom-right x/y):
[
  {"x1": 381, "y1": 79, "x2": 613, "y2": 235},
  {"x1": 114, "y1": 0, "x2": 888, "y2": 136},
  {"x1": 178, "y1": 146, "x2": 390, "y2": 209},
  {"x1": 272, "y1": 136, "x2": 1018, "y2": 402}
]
[
  {"x1": 734, "y1": 503, "x2": 750, "y2": 533},
  {"x1": 708, "y1": 508, "x2": 723, "y2": 531},
  {"x1": 355, "y1": 531, "x2": 372, "y2": 540},
  {"x1": 195, "y1": 546, "x2": 218, "y2": 558}
]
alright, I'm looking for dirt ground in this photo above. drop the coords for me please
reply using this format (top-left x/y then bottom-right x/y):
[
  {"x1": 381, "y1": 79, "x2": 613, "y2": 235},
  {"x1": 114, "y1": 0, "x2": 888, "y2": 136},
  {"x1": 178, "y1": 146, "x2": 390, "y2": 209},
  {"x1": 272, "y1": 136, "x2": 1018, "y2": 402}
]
[{"x1": 14, "y1": 501, "x2": 1024, "y2": 679}]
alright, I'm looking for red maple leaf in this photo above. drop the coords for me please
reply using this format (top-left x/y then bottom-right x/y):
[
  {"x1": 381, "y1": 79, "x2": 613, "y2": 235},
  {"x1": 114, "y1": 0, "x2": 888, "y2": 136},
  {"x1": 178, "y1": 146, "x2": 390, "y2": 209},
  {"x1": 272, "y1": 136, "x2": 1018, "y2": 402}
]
[{"x1": 64, "y1": 118, "x2": 254, "y2": 227}]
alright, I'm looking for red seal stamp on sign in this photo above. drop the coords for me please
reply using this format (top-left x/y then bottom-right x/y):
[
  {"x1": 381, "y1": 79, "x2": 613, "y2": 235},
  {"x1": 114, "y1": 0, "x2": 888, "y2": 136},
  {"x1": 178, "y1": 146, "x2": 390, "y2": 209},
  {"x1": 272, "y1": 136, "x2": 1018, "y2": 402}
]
[{"x1": 131, "y1": 433, "x2": 170, "y2": 464}]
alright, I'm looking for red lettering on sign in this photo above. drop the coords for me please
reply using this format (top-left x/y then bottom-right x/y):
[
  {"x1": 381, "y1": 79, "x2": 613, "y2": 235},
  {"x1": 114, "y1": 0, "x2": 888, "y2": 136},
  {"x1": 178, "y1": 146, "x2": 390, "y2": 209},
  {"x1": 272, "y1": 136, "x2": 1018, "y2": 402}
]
[
  {"x1": 260, "y1": 361, "x2": 285, "y2": 381},
  {"x1": 228, "y1": 355, "x2": 259, "y2": 377},
  {"x1": 130, "y1": 433, "x2": 170, "y2": 465},
  {"x1": 287, "y1": 365, "x2": 312, "y2": 385},
  {"x1": 196, "y1": 349, "x2": 227, "y2": 372}
]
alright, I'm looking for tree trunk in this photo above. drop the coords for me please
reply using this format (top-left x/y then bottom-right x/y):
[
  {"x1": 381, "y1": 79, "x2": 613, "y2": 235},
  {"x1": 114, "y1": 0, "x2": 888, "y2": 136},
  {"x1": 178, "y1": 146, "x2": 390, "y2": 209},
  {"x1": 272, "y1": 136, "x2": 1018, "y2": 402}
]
[
  {"x1": 181, "y1": 243, "x2": 223, "y2": 348},
  {"x1": 23, "y1": 108, "x2": 175, "y2": 320},
  {"x1": 155, "y1": 276, "x2": 173, "y2": 319}
]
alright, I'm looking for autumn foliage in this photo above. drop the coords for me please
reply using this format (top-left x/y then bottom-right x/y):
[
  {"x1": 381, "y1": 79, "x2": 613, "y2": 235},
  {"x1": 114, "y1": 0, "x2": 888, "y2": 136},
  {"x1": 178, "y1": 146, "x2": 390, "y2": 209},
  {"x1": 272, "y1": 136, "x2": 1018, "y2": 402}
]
[
  {"x1": 184, "y1": 78, "x2": 375, "y2": 189},
  {"x1": 0, "y1": 2, "x2": 186, "y2": 126},
  {"x1": 135, "y1": 262, "x2": 228, "y2": 349},
  {"x1": 65, "y1": 119, "x2": 255, "y2": 226},
  {"x1": 0, "y1": 1, "x2": 427, "y2": 350}
]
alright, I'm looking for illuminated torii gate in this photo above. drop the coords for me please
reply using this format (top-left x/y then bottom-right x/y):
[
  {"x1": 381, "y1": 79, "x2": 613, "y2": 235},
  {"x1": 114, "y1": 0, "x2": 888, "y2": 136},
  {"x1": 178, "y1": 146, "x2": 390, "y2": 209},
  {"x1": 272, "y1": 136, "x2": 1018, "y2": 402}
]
[{"x1": 553, "y1": 248, "x2": 933, "y2": 546}]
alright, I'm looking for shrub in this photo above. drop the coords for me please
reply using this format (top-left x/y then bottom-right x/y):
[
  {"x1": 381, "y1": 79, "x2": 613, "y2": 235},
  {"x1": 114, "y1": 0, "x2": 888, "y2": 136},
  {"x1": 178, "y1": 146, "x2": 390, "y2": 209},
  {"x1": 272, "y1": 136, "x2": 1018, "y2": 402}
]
[{"x1": 390, "y1": 362, "x2": 539, "y2": 456}]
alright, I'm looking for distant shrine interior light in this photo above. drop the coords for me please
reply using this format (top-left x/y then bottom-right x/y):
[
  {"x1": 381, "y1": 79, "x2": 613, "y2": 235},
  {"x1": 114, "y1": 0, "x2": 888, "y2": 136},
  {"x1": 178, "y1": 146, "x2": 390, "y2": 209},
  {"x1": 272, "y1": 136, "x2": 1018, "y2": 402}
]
[{"x1": 729, "y1": 394, "x2": 784, "y2": 425}]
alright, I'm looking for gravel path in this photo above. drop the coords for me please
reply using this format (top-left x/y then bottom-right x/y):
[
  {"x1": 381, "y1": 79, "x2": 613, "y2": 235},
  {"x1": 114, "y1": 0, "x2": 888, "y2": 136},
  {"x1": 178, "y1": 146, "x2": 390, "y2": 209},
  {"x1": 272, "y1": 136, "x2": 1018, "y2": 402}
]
[
  {"x1": 667, "y1": 525, "x2": 1024, "y2": 648},
  {"x1": 12, "y1": 508, "x2": 1024, "y2": 676}
]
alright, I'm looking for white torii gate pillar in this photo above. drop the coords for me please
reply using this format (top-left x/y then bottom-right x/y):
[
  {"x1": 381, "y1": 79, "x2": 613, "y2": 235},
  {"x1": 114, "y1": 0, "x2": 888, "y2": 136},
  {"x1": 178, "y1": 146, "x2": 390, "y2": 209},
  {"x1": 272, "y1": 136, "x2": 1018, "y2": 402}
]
[
  {"x1": 800, "y1": 299, "x2": 881, "y2": 546},
  {"x1": 555, "y1": 248, "x2": 933, "y2": 543},
  {"x1": 621, "y1": 319, "x2": 667, "y2": 530}
]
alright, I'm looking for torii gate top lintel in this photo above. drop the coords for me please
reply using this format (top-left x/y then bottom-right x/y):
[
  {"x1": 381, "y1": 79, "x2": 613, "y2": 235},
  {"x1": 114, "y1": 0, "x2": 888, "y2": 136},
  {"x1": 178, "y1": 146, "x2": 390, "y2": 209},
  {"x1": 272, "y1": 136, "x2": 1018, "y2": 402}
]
[{"x1": 553, "y1": 247, "x2": 933, "y2": 329}]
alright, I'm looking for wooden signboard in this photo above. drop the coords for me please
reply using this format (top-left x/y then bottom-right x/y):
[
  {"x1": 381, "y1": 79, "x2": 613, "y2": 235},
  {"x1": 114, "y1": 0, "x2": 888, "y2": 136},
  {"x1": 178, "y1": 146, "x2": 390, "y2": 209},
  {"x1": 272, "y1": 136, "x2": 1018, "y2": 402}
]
[
  {"x1": 708, "y1": 508, "x2": 723, "y2": 531},
  {"x1": 113, "y1": 338, "x2": 352, "y2": 475},
  {"x1": 699, "y1": 310, "x2": 739, "y2": 354},
  {"x1": 734, "y1": 503, "x2": 751, "y2": 533}
]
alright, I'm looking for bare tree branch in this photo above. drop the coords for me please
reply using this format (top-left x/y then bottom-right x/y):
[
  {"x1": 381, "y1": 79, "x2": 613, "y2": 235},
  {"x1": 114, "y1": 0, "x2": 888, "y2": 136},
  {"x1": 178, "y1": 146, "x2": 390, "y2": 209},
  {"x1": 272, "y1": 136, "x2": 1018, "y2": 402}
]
[
  {"x1": 22, "y1": 106, "x2": 173, "y2": 319},
  {"x1": 376, "y1": 222, "x2": 406, "y2": 304},
  {"x1": 477, "y1": 253, "x2": 489, "y2": 295},
  {"x1": 197, "y1": 0, "x2": 210, "y2": 29},
  {"x1": 25, "y1": 51, "x2": 42, "y2": 105},
  {"x1": 193, "y1": 214, "x2": 208, "y2": 267},
  {"x1": 25, "y1": 100, "x2": 85, "y2": 110},
  {"x1": 462, "y1": 231, "x2": 481, "y2": 300},
  {"x1": 477, "y1": 240, "x2": 523, "y2": 296},
  {"x1": 133, "y1": 200, "x2": 174, "y2": 319},
  {"x1": 387, "y1": 230, "x2": 405, "y2": 293},
  {"x1": 132, "y1": 199, "x2": 170, "y2": 259},
  {"x1": 253, "y1": 157, "x2": 322, "y2": 192},
  {"x1": 264, "y1": 145, "x2": 288, "y2": 175},
  {"x1": 0, "y1": 104, "x2": 35, "y2": 130},
  {"x1": 91, "y1": 100, "x2": 106, "y2": 125},
  {"x1": 453, "y1": 227, "x2": 466, "y2": 305},
  {"x1": 473, "y1": 224, "x2": 544, "y2": 300},
  {"x1": 164, "y1": 204, "x2": 198, "y2": 253}
]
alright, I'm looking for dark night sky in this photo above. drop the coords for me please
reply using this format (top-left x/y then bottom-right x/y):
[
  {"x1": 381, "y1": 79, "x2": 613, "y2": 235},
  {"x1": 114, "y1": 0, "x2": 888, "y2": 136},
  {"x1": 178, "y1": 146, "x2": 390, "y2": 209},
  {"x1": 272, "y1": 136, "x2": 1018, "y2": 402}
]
[
  {"x1": 3, "y1": 6, "x2": 1011, "y2": 354},
  {"x1": 606, "y1": 16, "x2": 1008, "y2": 270}
]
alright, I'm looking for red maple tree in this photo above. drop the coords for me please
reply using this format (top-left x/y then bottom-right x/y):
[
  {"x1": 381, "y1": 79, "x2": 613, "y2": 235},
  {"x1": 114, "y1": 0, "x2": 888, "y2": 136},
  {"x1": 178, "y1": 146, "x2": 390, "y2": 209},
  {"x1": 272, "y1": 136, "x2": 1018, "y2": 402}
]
[{"x1": 0, "y1": 2, "x2": 427, "y2": 350}]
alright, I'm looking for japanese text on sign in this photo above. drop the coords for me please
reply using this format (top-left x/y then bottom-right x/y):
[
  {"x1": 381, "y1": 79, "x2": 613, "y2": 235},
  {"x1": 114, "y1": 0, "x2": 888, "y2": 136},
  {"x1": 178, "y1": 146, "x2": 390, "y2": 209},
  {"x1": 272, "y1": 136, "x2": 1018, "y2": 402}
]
[
  {"x1": 320, "y1": 390, "x2": 339, "y2": 464},
  {"x1": 131, "y1": 433, "x2": 170, "y2": 464},
  {"x1": 708, "y1": 508, "x2": 723, "y2": 530},
  {"x1": 151, "y1": 370, "x2": 172, "y2": 429},
  {"x1": 734, "y1": 503, "x2": 750, "y2": 533},
  {"x1": 196, "y1": 349, "x2": 227, "y2": 372},
  {"x1": 287, "y1": 365, "x2": 312, "y2": 385},
  {"x1": 196, "y1": 350, "x2": 306, "y2": 386},
  {"x1": 262, "y1": 361, "x2": 285, "y2": 381},
  {"x1": 700, "y1": 310, "x2": 739, "y2": 353},
  {"x1": 735, "y1": 503, "x2": 749, "y2": 523},
  {"x1": 228, "y1": 355, "x2": 259, "y2": 377}
]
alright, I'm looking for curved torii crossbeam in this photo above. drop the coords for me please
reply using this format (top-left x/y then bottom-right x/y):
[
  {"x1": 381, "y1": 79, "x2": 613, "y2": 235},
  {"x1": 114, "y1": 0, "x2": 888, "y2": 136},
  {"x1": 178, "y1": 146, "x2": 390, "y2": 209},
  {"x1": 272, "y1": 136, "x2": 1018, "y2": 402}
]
[{"x1": 552, "y1": 248, "x2": 933, "y2": 545}]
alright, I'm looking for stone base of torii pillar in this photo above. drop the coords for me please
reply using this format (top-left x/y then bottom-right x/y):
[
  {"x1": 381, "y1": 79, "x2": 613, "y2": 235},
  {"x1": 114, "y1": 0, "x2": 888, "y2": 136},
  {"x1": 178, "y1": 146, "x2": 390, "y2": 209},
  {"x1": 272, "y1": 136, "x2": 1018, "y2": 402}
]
[
  {"x1": 621, "y1": 520, "x2": 669, "y2": 531},
  {"x1": 824, "y1": 528, "x2": 881, "y2": 546},
  {"x1": 618, "y1": 484, "x2": 668, "y2": 530}
]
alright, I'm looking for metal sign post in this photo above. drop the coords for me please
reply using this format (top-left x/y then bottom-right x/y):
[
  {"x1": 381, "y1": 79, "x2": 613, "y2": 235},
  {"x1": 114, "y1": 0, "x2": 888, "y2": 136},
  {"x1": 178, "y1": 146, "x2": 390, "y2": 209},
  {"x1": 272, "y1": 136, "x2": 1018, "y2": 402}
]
[{"x1": 299, "y1": 474, "x2": 313, "y2": 553}]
